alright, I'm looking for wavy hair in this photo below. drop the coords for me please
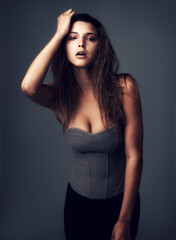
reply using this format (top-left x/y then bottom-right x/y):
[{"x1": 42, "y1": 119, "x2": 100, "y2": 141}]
[{"x1": 51, "y1": 13, "x2": 138, "y2": 135}]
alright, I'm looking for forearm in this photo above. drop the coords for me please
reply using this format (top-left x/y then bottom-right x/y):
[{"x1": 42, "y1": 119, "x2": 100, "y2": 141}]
[
  {"x1": 21, "y1": 32, "x2": 64, "y2": 95},
  {"x1": 118, "y1": 157, "x2": 143, "y2": 222}
]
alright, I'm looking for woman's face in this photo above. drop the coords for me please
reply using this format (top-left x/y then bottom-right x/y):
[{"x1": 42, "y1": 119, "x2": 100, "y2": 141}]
[{"x1": 65, "y1": 21, "x2": 99, "y2": 68}]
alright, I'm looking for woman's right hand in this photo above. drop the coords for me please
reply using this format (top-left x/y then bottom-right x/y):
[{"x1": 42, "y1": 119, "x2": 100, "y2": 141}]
[{"x1": 56, "y1": 9, "x2": 75, "y2": 37}]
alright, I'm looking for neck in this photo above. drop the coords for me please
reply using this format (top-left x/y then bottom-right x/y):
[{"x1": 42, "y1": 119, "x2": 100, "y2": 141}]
[{"x1": 73, "y1": 66, "x2": 94, "y2": 97}]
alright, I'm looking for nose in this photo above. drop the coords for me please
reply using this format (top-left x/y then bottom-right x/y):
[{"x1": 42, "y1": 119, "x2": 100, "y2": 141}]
[
  {"x1": 78, "y1": 38, "x2": 86, "y2": 48},
  {"x1": 78, "y1": 43, "x2": 85, "y2": 48}
]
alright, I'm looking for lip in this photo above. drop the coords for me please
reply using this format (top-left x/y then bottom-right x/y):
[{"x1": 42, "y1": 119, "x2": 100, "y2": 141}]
[
  {"x1": 75, "y1": 51, "x2": 87, "y2": 57},
  {"x1": 76, "y1": 55, "x2": 87, "y2": 59}
]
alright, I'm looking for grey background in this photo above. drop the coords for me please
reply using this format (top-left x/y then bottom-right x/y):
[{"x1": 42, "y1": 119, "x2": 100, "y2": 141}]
[{"x1": 1, "y1": 0, "x2": 176, "y2": 239}]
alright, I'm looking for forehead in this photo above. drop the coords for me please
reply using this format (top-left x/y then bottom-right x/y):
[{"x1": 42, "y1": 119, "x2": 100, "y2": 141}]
[{"x1": 70, "y1": 21, "x2": 97, "y2": 34}]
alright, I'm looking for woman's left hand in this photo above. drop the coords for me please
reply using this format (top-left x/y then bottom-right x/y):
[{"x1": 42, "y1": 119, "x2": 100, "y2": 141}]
[{"x1": 111, "y1": 220, "x2": 131, "y2": 240}]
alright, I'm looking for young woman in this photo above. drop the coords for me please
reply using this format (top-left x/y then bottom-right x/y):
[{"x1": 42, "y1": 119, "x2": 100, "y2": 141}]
[{"x1": 21, "y1": 9, "x2": 143, "y2": 240}]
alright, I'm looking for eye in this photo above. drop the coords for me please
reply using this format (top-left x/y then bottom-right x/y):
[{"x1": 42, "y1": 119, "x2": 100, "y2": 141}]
[
  {"x1": 69, "y1": 37, "x2": 77, "y2": 40},
  {"x1": 86, "y1": 37, "x2": 96, "y2": 41}
]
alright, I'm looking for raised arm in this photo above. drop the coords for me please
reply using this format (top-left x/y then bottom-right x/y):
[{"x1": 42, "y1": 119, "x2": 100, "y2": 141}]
[
  {"x1": 21, "y1": 9, "x2": 75, "y2": 110},
  {"x1": 112, "y1": 75, "x2": 143, "y2": 240}
]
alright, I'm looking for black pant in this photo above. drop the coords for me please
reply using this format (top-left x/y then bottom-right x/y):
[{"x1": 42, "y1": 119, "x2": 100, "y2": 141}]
[{"x1": 64, "y1": 183, "x2": 140, "y2": 240}]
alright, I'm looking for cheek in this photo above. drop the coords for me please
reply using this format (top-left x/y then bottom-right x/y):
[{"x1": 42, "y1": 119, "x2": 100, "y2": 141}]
[
  {"x1": 90, "y1": 45, "x2": 99, "y2": 59},
  {"x1": 65, "y1": 44, "x2": 73, "y2": 60}
]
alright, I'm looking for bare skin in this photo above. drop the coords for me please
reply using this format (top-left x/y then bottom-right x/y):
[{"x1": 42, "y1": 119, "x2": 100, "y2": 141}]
[
  {"x1": 111, "y1": 80, "x2": 143, "y2": 240},
  {"x1": 21, "y1": 9, "x2": 143, "y2": 240},
  {"x1": 21, "y1": 9, "x2": 75, "y2": 111},
  {"x1": 64, "y1": 20, "x2": 109, "y2": 132}
]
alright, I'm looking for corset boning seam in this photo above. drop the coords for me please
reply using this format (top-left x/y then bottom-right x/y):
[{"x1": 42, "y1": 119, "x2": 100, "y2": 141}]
[{"x1": 88, "y1": 153, "x2": 92, "y2": 198}]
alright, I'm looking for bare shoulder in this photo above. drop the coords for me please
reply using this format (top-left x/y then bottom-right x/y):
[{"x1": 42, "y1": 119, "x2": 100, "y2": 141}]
[{"x1": 117, "y1": 73, "x2": 139, "y2": 97}]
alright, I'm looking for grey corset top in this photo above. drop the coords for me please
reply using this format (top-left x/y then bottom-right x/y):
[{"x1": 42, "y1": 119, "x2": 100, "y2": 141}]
[{"x1": 63, "y1": 124, "x2": 126, "y2": 199}]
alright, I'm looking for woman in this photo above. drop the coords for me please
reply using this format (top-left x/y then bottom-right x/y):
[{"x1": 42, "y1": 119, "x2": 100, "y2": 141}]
[{"x1": 21, "y1": 9, "x2": 143, "y2": 240}]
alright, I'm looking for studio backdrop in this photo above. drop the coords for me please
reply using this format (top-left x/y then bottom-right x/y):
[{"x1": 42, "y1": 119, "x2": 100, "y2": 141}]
[{"x1": 1, "y1": 0, "x2": 176, "y2": 239}]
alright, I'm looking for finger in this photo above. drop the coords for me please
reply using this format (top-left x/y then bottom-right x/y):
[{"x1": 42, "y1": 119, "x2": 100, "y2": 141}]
[
  {"x1": 69, "y1": 11, "x2": 76, "y2": 16},
  {"x1": 62, "y1": 9, "x2": 72, "y2": 16},
  {"x1": 68, "y1": 8, "x2": 73, "y2": 12},
  {"x1": 65, "y1": 9, "x2": 74, "y2": 15}
]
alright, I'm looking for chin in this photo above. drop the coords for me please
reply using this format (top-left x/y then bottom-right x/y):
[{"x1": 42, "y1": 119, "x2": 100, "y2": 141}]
[
  {"x1": 72, "y1": 60, "x2": 95, "y2": 68},
  {"x1": 71, "y1": 63, "x2": 91, "y2": 68},
  {"x1": 68, "y1": 57, "x2": 96, "y2": 68}
]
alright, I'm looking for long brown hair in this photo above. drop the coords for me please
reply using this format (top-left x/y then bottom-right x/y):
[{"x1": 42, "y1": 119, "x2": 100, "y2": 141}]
[{"x1": 51, "y1": 13, "x2": 138, "y2": 135}]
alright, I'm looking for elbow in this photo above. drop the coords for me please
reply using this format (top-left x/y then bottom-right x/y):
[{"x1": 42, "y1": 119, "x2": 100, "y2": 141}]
[
  {"x1": 21, "y1": 81, "x2": 37, "y2": 97},
  {"x1": 126, "y1": 156, "x2": 143, "y2": 169}
]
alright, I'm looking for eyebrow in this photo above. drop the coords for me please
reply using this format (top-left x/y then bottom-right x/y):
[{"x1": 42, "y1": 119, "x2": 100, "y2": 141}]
[{"x1": 69, "y1": 32, "x2": 96, "y2": 35}]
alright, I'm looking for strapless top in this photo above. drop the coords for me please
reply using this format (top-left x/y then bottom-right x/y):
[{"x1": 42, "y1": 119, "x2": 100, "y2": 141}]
[{"x1": 63, "y1": 124, "x2": 126, "y2": 199}]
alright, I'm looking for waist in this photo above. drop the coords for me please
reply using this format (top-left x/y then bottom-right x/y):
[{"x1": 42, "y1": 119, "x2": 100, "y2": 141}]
[
  {"x1": 67, "y1": 182, "x2": 124, "y2": 202},
  {"x1": 69, "y1": 150, "x2": 126, "y2": 199}
]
